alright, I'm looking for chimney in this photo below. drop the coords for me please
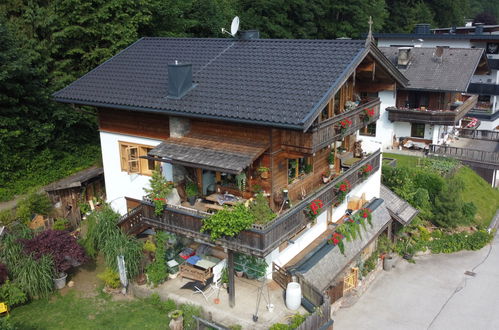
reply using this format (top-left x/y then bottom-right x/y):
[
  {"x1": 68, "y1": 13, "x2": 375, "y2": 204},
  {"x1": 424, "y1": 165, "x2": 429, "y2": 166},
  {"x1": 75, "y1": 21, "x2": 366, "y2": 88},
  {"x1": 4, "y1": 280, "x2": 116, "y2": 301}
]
[
  {"x1": 397, "y1": 47, "x2": 412, "y2": 67},
  {"x1": 238, "y1": 30, "x2": 260, "y2": 40},
  {"x1": 168, "y1": 61, "x2": 195, "y2": 99},
  {"x1": 414, "y1": 23, "x2": 431, "y2": 34},
  {"x1": 434, "y1": 46, "x2": 444, "y2": 63},
  {"x1": 475, "y1": 23, "x2": 484, "y2": 35}
]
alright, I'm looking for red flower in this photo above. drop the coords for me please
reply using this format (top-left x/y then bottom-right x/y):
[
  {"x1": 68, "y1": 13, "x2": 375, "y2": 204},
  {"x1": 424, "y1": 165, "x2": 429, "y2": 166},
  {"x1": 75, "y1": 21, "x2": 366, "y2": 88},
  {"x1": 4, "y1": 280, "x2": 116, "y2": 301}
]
[
  {"x1": 340, "y1": 184, "x2": 347, "y2": 191},
  {"x1": 333, "y1": 238, "x2": 339, "y2": 244},
  {"x1": 362, "y1": 212, "x2": 368, "y2": 218}
]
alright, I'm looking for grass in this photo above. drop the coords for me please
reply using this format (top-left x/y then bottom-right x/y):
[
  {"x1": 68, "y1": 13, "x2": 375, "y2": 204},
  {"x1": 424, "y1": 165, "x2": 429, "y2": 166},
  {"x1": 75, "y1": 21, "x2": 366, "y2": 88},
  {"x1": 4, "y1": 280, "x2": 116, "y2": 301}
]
[
  {"x1": 383, "y1": 153, "x2": 421, "y2": 168},
  {"x1": 455, "y1": 166, "x2": 499, "y2": 227},
  {"x1": 10, "y1": 291, "x2": 170, "y2": 330}
]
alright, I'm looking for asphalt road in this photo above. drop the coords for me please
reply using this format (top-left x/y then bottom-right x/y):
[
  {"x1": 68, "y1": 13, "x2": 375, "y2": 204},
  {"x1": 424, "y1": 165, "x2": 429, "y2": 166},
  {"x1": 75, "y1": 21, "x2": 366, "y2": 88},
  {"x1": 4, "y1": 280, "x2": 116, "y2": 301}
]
[{"x1": 333, "y1": 232, "x2": 499, "y2": 330}]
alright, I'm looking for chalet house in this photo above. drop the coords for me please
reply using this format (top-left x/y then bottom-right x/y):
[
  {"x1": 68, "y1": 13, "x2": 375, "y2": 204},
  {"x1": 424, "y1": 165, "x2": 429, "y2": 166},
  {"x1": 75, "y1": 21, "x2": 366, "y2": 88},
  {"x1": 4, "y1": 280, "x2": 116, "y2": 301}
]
[
  {"x1": 376, "y1": 46, "x2": 487, "y2": 149},
  {"x1": 53, "y1": 34, "x2": 417, "y2": 311}
]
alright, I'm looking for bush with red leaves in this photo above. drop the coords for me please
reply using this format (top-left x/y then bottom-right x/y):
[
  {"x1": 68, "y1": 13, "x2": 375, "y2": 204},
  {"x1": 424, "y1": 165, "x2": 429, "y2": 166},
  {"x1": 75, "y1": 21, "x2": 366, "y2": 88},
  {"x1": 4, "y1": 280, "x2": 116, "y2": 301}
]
[
  {"x1": 20, "y1": 230, "x2": 87, "y2": 274},
  {"x1": 0, "y1": 263, "x2": 8, "y2": 285}
]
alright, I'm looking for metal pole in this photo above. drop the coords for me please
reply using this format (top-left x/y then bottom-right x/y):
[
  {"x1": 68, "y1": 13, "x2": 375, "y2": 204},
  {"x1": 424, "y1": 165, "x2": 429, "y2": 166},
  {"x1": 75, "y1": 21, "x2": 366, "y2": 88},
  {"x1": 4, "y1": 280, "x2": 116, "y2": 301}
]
[{"x1": 228, "y1": 250, "x2": 235, "y2": 308}]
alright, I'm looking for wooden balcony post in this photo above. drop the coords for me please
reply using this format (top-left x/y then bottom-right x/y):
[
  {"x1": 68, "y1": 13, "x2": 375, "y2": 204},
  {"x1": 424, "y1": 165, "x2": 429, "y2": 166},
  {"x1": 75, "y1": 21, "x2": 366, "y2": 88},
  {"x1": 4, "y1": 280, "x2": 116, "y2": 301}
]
[{"x1": 228, "y1": 249, "x2": 235, "y2": 308}]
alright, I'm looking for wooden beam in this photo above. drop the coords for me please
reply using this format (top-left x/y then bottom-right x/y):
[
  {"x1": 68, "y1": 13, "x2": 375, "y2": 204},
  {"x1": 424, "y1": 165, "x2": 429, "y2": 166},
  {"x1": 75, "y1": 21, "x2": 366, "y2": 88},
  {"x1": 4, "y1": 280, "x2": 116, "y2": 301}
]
[
  {"x1": 357, "y1": 82, "x2": 396, "y2": 93},
  {"x1": 356, "y1": 62, "x2": 375, "y2": 72},
  {"x1": 196, "y1": 168, "x2": 203, "y2": 196},
  {"x1": 228, "y1": 250, "x2": 235, "y2": 308}
]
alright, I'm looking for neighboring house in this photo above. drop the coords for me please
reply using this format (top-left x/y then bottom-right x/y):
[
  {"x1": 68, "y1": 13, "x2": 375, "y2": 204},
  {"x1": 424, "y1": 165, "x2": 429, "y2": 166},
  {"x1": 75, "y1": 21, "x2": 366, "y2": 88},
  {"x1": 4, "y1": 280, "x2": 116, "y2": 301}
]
[
  {"x1": 376, "y1": 46, "x2": 486, "y2": 150},
  {"x1": 375, "y1": 23, "x2": 499, "y2": 131},
  {"x1": 53, "y1": 34, "x2": 415, "y2": 311}
]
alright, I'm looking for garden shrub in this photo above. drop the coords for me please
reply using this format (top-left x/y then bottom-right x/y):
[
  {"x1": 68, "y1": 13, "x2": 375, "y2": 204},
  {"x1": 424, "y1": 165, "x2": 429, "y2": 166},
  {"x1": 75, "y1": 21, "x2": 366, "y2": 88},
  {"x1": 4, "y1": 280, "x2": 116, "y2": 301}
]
[
  {"x1": 98, "y1": 268, "x2": 121, "y2": 289},
  {"x1": 0, "y1": 280, "x2": 28, "y2": 306},
  {"x1": 20, "y1": 229, "x2": 87, "y2": 275},
  {"x1": 0, "y1": 209, "x2": 16, "y2": 226},
  {"x1": 52, "y1": 218, "x2": 69, "y2": 230},
  {"x1": 0, "y1": 316, "x2": 17, "y2": 330},
  {"x1": 146, "y1": 293, "x2": 177, "y2": 313},
  {"x1": 432, "y1": 177, "x2": 469, "y2": 227},
  {"x1": 146, "y1": 232, "x2": 168, "y2": 286},
  {"x1": 100, "y1": 231, "x2": 142, "y2": 279},
  {"x1": 422, "y1": 157, "x2": 459, "y2": 176},
  {"x1": 462, "y1": 202, "x2": 477, "y2": 223},
  {"x1": 427, "y1": 230, "x2": 493, "y2": 254},
  {"x1": 269, "y1": 312, "x2": 308, "y2": 330},
  {"x1": 13, "y1": 255, "x2": 54, "y2": 299},
  {"x1": 15, "y1": 192, "x2": 52, "y2": 223},
  {"x1": 180, "y1": 304, "x2": 202, "y2": 330},
  {"x1": 413, "y1": 170, "x2": 445, "y2": 202}
]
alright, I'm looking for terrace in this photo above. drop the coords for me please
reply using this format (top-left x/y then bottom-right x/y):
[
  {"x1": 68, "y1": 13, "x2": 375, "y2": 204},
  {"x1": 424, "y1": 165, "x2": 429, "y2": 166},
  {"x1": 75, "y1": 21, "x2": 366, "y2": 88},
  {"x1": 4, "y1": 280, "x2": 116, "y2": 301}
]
[{"x1": 119, "y1": 150, "x2": 382, "y2": 257}]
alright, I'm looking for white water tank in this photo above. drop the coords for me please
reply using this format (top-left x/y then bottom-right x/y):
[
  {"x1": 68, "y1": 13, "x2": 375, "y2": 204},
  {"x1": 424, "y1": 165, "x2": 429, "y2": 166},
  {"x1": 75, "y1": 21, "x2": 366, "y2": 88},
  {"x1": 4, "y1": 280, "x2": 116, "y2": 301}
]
[{"x1": 285, "y1": 282, "x2": 302, "y2": 310}]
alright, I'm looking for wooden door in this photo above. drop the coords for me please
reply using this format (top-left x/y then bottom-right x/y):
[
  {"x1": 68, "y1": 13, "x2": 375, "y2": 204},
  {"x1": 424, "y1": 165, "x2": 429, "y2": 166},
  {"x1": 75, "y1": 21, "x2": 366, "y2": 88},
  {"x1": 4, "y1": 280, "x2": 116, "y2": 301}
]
[{"x1": 343, "y1": 267, "x2": 359, "y2": 294}]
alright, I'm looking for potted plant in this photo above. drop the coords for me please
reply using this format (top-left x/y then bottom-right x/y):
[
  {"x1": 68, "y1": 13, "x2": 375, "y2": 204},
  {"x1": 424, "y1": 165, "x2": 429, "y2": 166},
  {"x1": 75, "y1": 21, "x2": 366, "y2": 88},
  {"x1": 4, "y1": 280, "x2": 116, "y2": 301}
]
[
  {"x1": 306, "y1": 199, "x2": 324, "y2": 223},
  {"x1": 168, "y1": 310, "x2": 183, "y2": 330},
  {"x1": 257, "y1": 166, "x2": 270, "y2": 179},
  {"x1": 362, "y1": 107, "x2": 376, "y2": 122},
  {"x1": 335, "y1": 119, "x2": 352, "y2": 136},
  {"x1": 186, "y1": 181, "x2": 198, "y2": 206},
  {"x1": 245, "y1": 256, "x2": 268, "y2": 280},
  {"x1": 334, "y1": 179, "x2": 351, "y2": 204},
  {"x1": 328, "y1": 151, "x2": 335, "y2": 170},
  {"x1": 143, "y1": 165, "x2": 174, "y2": 216},
  {"x1": 359, "y1": 164, "x2": 373, "y2": 179}
]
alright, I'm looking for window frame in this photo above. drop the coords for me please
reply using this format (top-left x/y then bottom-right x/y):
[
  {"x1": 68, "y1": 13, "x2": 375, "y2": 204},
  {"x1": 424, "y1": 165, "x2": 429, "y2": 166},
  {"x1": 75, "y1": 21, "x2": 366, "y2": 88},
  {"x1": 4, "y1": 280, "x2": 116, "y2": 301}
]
[
  {"x1": 359, "y1": 122, "x2": 377, "y2": 137},
  {"x1": 410, "y1": 123, "x2": 425, "y2": 138},
  {"x1": 119, "y1": 141, "x2": 158, "y2": 175}
]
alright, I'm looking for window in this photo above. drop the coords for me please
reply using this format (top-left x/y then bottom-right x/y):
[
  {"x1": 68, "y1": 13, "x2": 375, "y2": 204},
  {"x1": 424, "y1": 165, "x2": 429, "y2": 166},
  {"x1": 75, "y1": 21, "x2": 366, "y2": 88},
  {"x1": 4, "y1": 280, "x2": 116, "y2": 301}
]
[
  {"x1": 407, "y1": 92, "x2": 429, "y2": 108},
  {"x1": 411, "y1": 123, "x2": 425, "y2": 138},
  {"x1": 360, "y1": 122, "x2": 376, "y2": 137},
  {"x1": 288, "y1": 157, "x2": 312, "y2": 183},
  {"x1": 119, "y1": 142, "x2": 158, "y2": 175}
]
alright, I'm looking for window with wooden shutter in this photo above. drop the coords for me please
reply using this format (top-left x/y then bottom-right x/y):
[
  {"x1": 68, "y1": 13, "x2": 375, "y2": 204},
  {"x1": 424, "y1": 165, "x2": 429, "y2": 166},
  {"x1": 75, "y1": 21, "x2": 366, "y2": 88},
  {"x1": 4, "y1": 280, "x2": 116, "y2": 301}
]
[{"x1": 119, "y1": 142, "x2": 156, "y2": 175}]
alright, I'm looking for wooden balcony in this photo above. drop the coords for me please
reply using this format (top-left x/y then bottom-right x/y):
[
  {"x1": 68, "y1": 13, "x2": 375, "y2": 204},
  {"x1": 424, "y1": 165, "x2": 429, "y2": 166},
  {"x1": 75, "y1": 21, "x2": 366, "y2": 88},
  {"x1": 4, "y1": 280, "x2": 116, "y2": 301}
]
[
  {"x1": 386, "y1": 95, "x2": 478, "y2": 126},
  {"x1": 457, "y1": 129, "x2": 499, "y2": 142},
  {"x1": 311, "y1": 98, "x2": 381, "y2": 153},
  {"x1": 118, "y1": 150, "x2": 382, "y2": 257},
  {"x1": 429, "y1": 144, "x2": 499, "y2": 169}
]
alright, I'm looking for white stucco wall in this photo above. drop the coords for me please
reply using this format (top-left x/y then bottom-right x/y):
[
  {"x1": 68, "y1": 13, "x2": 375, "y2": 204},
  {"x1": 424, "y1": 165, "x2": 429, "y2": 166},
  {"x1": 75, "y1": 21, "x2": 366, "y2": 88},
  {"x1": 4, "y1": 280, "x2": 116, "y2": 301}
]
[
  {"x1": 269, "y1": 165, "x2": 381, "y2": 269},
  {"x1": 100, "y1": 131, "x2": 169, "y2": 215}
]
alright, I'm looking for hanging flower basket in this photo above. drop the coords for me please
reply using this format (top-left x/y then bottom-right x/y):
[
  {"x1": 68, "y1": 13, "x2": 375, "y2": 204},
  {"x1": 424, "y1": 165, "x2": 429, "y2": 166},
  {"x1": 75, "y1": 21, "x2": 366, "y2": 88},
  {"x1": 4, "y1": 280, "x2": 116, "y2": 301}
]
[
  {"x1": 362, "y1": 107, "x2": 376, "y2": 122},
  {"x1": 335, "y1": 119, "x2": 352, "y2": 136},
  {"x1": 306, "y1": 199, "x2": 324, "y2": 222},
  {"x1": 357, "y1": 208, "x2": 373, "y2": 226},
  {"x1": 334, "y1": 179, "x2": 351, "y2": 204},
  {"x1": 359, "y1": 164, "x2": 373, "y2": 179}
]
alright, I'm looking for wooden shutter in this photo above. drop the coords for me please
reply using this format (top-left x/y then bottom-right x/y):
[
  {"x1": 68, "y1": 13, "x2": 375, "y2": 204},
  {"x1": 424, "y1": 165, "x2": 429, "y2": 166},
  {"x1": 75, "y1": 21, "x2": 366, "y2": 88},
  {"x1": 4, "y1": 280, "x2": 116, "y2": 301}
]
[{"x1": 126, "y1": 146, "x2": 139, "y2": 173}]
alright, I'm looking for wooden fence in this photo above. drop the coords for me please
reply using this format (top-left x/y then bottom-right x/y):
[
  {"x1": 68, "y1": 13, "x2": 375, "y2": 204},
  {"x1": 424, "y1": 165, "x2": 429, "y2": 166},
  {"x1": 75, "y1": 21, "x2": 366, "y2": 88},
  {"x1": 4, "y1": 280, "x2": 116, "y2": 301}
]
[{"x1": 296, "y1": 293, "x2": 332, "y2": 330}]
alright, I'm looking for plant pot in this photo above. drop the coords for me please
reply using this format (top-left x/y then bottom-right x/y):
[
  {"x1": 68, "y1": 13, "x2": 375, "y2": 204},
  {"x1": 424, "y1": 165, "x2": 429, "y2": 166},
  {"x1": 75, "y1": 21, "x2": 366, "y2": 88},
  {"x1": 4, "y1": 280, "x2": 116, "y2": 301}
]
[
  {"x1": 236, "y1": 271, "x2": 244, "y2": 277},
  {"x1": 53, "y1": 272, "x2": 68, "y2": 289},
  {"x1": 168, "y1": 272, "x2": 179, "y2": 279},
  {"x1": 260, "y1": 171, "x2": 269, "y2": 179},
  {"x1": 169, "y1": 316, "x2": 183, "y2": 330},
  {"x1": 187, "y1": 196, "x2": 197, "y2": 206},
  {"x1": 383, "y1": 255, "x2": 394, "y2": 271},
  {"x1": 329, "y1": 164, "x2": 335, "y2": 171}
]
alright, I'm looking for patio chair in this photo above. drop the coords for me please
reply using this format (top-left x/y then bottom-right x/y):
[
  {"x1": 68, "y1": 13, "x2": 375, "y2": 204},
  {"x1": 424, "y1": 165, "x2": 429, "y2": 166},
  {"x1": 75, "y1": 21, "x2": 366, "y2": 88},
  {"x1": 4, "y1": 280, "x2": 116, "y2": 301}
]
[{"x1": 193, "y1": 277, "x2": 220, "y2": 303}]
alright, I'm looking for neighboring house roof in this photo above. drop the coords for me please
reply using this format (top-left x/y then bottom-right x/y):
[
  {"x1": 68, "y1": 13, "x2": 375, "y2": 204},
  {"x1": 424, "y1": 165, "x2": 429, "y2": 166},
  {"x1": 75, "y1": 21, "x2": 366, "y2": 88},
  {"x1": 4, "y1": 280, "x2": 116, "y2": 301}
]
[
  {"x1": 380, "y1": 184, "x2": 419, "y2": 225},
  {"x1": 379, "y1": 47, "x2": 485, "y2": 92},
  {"x1": 53, "y1": 38, "x2": 406, "y2": 131},
  {"x1": 288, "y1": 198, "x2": 391, "y2": 292},
  {"x1": 148, "y1": 134, "x2": 268, "y2": 174},
  {"x1": 374, "y1": 33, "x2": 499, "y2": 41},
  {"x1": 44, "y1": 166, "x2": 104, "y2": 192}
]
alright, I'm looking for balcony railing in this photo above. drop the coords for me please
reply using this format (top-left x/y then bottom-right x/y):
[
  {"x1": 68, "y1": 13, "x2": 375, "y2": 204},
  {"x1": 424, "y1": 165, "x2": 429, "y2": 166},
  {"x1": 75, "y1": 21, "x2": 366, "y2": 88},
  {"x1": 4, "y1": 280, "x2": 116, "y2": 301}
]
[
  {"x1": 311, "y1": 98, "x2": 381, "y2": 153},
  {"x1": 457, "y1": 129, "x2": 499, "y2": 142},
  {"x1": 386, "y1": 95, "x2": 478, "y2": 125},
  {"x1": 429, "y1": 144, "x2": 499, "y2": 168},
  {"x1": 468, "y1": 82, "x2": 499, "y2": 96},
  {"x1": 119, "y1": 150, "x2": 382, "y2": 257}
]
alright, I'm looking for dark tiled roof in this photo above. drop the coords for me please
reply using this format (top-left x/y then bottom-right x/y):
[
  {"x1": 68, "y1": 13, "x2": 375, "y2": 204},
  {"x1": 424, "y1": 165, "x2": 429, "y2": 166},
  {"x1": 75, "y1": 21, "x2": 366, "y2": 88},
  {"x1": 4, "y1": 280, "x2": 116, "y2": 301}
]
[
  {"x1": 53, "y1": 38, "x2": 382, "y2": 130},
  {"x1": 148, "y1": 134, "x2": 267, "y2": 174},
  {"x1": 379, "y1": 47, "x2": 484, "y2": 92},
  {"x1": 380, "y1": 185, "x2": 419, "y2": 225}
]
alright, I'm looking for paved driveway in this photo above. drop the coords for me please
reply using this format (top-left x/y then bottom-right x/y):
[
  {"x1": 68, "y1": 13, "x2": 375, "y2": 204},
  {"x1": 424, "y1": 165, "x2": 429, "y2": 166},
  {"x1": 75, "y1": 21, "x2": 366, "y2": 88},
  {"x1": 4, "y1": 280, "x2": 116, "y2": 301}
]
[{"x1": 333, "y1": 232, "x2": 499, "y2": 330}]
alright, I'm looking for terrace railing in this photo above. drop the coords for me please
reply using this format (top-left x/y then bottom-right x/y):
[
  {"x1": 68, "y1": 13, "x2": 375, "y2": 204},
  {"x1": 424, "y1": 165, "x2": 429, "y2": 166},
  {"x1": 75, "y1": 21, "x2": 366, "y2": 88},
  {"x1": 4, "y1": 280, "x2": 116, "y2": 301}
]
[
  {"x1": 429, "y1": 144, "x2": 499, "y2": 167},
  {"x1": 119, "y1": 150, "x2": 381, "y2": 257},
  {"x1": 311, "y1": 98, "x2": 381, "y2": 153},
  {"x1": 457, "y1": 129, "x2": 499, "y2": 141},
  {"x1": 386, "y1": 94, "x2": 478, "y2": 125}
]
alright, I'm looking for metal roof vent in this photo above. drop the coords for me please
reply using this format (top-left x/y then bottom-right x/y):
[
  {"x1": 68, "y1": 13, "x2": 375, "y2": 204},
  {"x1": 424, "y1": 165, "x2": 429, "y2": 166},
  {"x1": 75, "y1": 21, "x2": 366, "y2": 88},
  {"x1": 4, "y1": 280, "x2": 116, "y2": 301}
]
[
  {"x1": 238, "y1": 30, "x2": 260, "y2": 40},
  {"x1": 397, "y1": 47, "x2": 412, "y2": 67},
  {"x1": 414, "y1": 23, "x2": 431, "y2": 34},
  {"x1": 167, "y1": 61, "x2": 196, "y2": 99}
]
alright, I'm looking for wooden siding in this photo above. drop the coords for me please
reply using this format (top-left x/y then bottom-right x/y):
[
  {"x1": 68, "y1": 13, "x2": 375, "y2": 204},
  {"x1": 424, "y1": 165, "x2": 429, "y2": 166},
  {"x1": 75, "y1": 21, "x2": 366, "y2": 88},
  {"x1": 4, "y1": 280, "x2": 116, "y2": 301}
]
[
  {"x1": 98, "y1": 108, "x2": 170, "y2": 139},
  {"x1": 190, "y1": 119, "x2": 271, "y2": 144},
  {"x1": 118, "y1": 150, "x2": 381, "y2": 257}
]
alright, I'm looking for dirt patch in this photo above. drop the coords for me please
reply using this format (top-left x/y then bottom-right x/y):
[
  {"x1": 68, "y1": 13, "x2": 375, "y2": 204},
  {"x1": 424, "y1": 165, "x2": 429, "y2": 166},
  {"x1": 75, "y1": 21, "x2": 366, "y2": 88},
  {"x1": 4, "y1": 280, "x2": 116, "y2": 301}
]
[{"x1": 60, "y1": 254, "x2": 106, "y2": 298}]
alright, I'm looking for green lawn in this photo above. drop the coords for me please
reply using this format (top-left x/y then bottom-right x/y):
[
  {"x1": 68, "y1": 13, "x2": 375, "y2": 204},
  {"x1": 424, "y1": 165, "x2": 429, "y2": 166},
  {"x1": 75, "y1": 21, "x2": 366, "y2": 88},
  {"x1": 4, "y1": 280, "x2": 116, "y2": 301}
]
[
  {"x1": 455, "y1": 167, "x2": 499, "y2": 227},
  {"x1": 10, "y1": 291, "x2": 171, "y2": 330},
  {"x1": 383, "y1": 153, "x2": 421, "y2": 168}
]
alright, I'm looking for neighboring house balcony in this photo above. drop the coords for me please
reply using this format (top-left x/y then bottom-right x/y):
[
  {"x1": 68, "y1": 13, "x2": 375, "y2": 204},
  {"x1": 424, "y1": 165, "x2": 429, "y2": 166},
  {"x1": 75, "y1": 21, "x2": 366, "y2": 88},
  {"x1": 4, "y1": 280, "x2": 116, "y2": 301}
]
[
  {"x1": 386, "y1": 94, "x2": 478, "y2": 125},
  {"x1": 468, "y1": 83, "x2": 499, "y2": 96},
  {"x1": 118, "y1": 150, "x2": 382, "y2": 257},
  {"x1": 429, "y1": 144, "x2": 499, "y2": 169}
]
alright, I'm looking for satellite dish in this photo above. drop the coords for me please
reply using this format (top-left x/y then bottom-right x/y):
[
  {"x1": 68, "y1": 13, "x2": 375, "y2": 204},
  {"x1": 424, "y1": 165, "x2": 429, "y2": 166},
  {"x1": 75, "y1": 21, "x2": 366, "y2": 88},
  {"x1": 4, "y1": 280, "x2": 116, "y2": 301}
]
[{"x1": 230, "y1": 16, "x2": 240, "y2": 36}]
